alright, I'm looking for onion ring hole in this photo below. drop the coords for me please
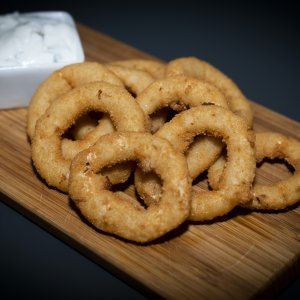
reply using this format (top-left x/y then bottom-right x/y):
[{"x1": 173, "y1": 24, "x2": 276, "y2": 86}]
[
  {"x1": 62, "y1": 111, "x2": 108, "y2": 141},
  {"x1": 254, "y1": 158, "x2": 295, "y2": 185}
]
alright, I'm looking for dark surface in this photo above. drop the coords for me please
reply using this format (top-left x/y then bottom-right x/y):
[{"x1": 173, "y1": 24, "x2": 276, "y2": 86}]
[{"x1": 1, "y1": 1, "x2": 299, "y2": 299}]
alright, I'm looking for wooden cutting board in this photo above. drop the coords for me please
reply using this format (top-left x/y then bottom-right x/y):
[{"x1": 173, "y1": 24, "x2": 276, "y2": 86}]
[{"x1": 1, "y1": 23, "x2": 300, "y2": 299}]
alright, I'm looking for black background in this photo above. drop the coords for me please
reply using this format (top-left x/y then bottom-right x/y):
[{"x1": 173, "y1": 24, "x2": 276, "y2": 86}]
[{"x1": 1, "y1": 1, "x2": 299, "y2": 299}]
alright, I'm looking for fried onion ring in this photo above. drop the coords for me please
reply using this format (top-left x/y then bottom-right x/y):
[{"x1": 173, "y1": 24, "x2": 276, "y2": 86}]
[
  {"x1": 135, "y1": 106, "x2": 256, "y2": 221},
  {"x1": 136, "y1": 75, "x2": 228, "y2": 174},
  {"x1": 166, "y1": 57, "x2": 253, "y2": 127},
  {"x1": 64, "y1": 64, "x2": 157, "y2": 145},
  {"x1": 27, "y1": 62, "x2": 123, "y2": 140},
  {"x1": 32, "y1": 82, "x2": 147, "y2": 193},
  {"x1": 208, "y1": 132, "x2": 300, "y2": 210},
  {"x1": 68, "y1": 132, "x2": 191, "y2": 243}
]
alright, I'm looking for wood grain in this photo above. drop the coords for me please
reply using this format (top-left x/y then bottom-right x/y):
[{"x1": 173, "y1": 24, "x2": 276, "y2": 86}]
[{"x1": 1, "y1": 23, "x2": 300, "y2": 299}]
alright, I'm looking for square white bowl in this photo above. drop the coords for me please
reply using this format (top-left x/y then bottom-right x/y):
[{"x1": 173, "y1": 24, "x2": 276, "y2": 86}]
[{"x1": 0, "y1": 11, "x2": 85, "y2": 109}]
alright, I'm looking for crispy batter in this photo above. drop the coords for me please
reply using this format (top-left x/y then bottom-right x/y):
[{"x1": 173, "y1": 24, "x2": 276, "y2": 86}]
[
  {"x1": 105, "y1": 64, "x2": 155, "y2": 95},
  {"x1": 109, "y1": 59, "x2": 166, "y2": 79}
]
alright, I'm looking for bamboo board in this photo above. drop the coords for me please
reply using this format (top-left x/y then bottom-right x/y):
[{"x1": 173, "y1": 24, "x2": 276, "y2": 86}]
[{"x1": 0, "y1": 23, "x2": 300, "y2": 299}]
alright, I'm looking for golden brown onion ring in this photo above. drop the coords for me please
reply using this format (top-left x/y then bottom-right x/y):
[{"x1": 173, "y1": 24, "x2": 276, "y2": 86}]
[
  {"x1": 135, "y1": 106, "x2": 256, "y2": 221},
  {"x1": 27, "y1": 62, "x2": 123, "y2": 140},
  {"x1": 32, "y1": 82, "x2": 148, "y2": 193},
  {"x1": 136, "y1": 75, "x2": 228, "y2": 176},
  {"x1": 208, "y1": 132, "x2": 300, "y2": 210},
  {"x1": 166, "y1": 57, "x2": 253, "y2": 127},
  {"x1": 68, "y1": 132, "x2": 191, "y2": 243},
  {"x1": 64, "y1": 64, "x2": 158, "y2": 146}
]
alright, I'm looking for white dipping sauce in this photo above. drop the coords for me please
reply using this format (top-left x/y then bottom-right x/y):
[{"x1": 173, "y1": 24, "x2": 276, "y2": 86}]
[{"x1": 0, "y1": 12, "x2": 79, "y2": 67}]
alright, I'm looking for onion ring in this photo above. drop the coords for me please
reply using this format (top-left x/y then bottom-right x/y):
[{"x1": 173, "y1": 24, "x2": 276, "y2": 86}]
[
  {"x1": 135, "y1": 106, "x2": 256, "y2": 221},
  {"x1": 61, "y1": 65, "x2": 156, "y2": 158},
  {"x1": 208, "y1": 132, "x2": 300, "y2": 210},
  {"x1": 64, "y1": 64, "x2": 157, "y2": 146},
  {"x1": 27, "y1": 62, "x2": 123, "y2": 140},
  {"x1": 136, "y1": 75, "x2": 228, "y2": 175},
  {"x1": 108, "y1": 59, "x2": 166, "y2": 79},
  {"x1": 165, "y1": 57, "x2": 253, "y2": 127},
  {"x1": 32, "y1": 82, "x2": 148, "y2": 193},
  {"x1": 68, "y1": 132, "x2": 191, "y2": 243}
]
